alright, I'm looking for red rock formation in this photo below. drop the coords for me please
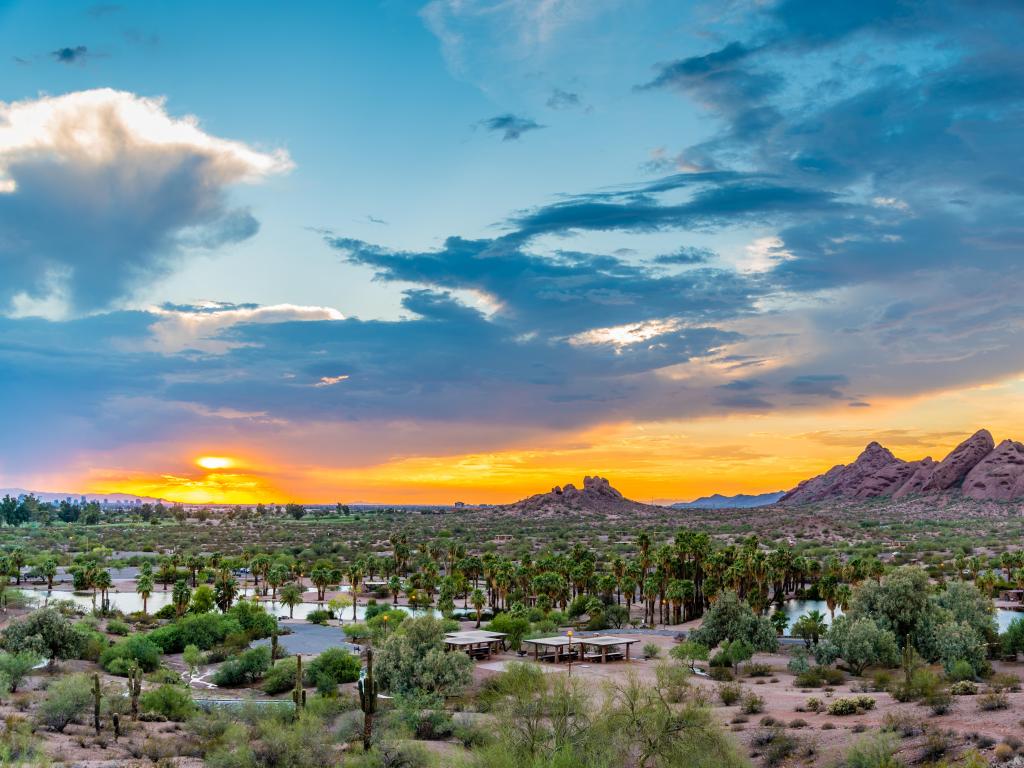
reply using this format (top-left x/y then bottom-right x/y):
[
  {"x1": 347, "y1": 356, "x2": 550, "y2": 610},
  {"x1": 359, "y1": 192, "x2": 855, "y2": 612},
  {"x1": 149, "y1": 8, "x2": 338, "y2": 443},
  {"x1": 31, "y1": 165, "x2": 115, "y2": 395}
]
[
  {"x1": 502, "y1": 476, "x2": 655, "y2": 515},
  {"x1": 919, "y1": 429, "x2": 995, "y2": 493},
  {"x1": 962, "y1": 439, "x2": 1024, "y2": 501},
  {"x1": 781, "y1": 428, "x2": 1020, "y2": 505}
]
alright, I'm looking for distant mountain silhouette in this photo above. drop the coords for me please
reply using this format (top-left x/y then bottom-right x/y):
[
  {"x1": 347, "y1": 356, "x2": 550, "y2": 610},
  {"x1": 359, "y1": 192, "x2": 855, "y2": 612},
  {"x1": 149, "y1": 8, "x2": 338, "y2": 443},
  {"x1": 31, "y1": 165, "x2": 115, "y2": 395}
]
[
  {"x1": 671, "y1": 491, "x2": 785, "y2": 509},
  {"x1": 781, "y1": 429, "x2": 1024, "y2": 504}
]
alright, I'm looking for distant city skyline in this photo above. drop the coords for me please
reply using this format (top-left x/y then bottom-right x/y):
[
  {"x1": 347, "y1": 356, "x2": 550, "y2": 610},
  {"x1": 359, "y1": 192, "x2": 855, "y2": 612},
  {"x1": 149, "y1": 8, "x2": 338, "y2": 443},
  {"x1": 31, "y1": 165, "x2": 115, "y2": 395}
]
[{"x1": 2, "y1": 1, "x2": 1023, "y2": 504}]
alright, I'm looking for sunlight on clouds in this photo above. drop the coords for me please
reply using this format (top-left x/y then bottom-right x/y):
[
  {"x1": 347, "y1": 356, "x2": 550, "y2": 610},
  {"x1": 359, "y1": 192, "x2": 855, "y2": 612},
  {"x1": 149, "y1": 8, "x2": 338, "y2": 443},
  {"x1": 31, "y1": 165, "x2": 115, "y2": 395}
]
[
  {"x1": 144, "y1": 302, "x2": 344, "y2": 354},
  {"x1": 0, "y1": 89, "x2": 292, "y2": 193},
  {"x1": 569, "y1": 318, "x2": 682, "y2": 349}
]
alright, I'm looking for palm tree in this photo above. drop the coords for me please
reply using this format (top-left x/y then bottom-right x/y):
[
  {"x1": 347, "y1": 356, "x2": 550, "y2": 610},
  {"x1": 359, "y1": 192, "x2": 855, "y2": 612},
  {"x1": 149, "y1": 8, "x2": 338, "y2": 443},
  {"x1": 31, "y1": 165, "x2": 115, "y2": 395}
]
[
  {"x1": 267, "y1": 565, "x2": 286, "y2": 601},
  {"x1": 9, "y1": 548, "x2": 25, "y2": 586},
  {"x1": 388, "y1": 576, "x2": 402, "y2": 606},
  {"x1": 792, "y1": 609, "x2": 827, "y2": 648},
  {"x1": 172, "y1": 579, "x2": 191, "y2": 617},
  {"x1": 136, "y1": 572, "x2": 154, "y2": 615},
  {"x1": 40, "y1": 558, "x2": 57, "y2": 591},
  {"x1": 347, "y1": 563, "x2": 363, "y2": 621},
  {"x1": 186, "y1": 554, "x2": 204, "y2": 588},
  {"x1": 280, "y1": 582, "x2": 303, "y2": 619},
  {"x1": 471, "y1": 588, "x2": 486, "y2": 628},
  {"x1": 94, "y1": 569, "x2": 112, "y2": 612}
]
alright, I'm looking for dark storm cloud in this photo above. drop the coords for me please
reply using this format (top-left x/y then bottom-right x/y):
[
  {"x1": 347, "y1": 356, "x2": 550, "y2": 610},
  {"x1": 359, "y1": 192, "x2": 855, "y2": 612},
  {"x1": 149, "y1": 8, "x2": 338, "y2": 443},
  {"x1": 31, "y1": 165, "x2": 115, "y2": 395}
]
[
  {"x1": 328, "y1": 234, "x2": 757, "y2": 337},
  {"x1": 478, "y1": 113, "x2": 545, "y2": 141},
  {"x1": 0, "y1": 90, "x2": 290, "y2": 313}
]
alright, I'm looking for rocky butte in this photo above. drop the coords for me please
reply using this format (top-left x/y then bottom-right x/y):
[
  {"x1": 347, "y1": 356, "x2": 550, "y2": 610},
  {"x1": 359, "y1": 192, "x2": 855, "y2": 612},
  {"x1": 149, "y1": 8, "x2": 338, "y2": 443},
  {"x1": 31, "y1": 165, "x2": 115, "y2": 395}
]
[
  {"x1": 499, "y1": 476, "x2": 661, "y2": 516},
  {"x1": 780, "y1": 429, "x2": 1024, "y2": 505}
]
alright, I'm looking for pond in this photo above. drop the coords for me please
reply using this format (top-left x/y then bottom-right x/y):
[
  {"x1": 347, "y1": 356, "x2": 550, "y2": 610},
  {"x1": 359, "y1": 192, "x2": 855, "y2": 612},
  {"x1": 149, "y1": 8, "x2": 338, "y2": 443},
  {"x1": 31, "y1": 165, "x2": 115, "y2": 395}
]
[
  {"x1": 11, "y1": 588, "x2": 433, "y2": 623},
  {"x1": 782, "y1": 598, "x2": 1023, "y2": 636}
]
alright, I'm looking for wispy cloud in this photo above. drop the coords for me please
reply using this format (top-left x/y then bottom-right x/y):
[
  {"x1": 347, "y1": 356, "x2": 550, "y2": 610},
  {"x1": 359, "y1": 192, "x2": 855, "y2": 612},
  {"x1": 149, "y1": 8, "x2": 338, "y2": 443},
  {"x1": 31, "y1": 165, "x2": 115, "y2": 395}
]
[{"x1": 478, "y1": 113, "x2": 545, "y2": 141}]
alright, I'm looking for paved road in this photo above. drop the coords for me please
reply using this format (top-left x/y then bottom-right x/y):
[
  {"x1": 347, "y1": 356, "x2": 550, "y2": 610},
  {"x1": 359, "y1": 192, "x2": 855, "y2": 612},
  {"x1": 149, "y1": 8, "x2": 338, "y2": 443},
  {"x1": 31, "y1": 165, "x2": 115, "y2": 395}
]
[{"x1": 252, "y1": 623, "x2": 361, "y2": 656}]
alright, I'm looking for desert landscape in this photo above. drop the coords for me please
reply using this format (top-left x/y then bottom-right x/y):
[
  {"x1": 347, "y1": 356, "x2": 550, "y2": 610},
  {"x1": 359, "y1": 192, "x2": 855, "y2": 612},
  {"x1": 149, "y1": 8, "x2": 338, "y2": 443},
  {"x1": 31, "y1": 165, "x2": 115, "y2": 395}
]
[{"x1": 1, "y1": 431, "x2": 1024, "y2": 766}]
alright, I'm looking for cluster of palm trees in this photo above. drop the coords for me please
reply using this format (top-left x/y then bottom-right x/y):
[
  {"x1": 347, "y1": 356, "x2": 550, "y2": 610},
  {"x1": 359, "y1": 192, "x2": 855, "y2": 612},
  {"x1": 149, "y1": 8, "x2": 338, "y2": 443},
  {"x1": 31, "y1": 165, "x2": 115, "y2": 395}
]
[{"x1": 13, "y1": 529, "x2": 996, "y2": 632}]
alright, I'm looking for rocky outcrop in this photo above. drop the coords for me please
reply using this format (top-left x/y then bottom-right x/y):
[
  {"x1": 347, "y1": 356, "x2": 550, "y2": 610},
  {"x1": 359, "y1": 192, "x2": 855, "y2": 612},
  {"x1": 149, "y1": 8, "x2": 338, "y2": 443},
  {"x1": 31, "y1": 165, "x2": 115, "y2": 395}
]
[
  {"x1": 503, "y1": 476, "x2": 658, "y2": 516},
  {"x1": 780, "y1": 442, "x2": 910, "y2": 505},
  {"x1": 782, "y1": 428, "x2": 1023, "y2": 505},
  {"x1": 919, "y1": 429, "x2": 995, "y2": 493},
  {"x1": 962, "y1": 439, "x2": 1024, "y2": 501},
  {"x1": 892, "y1": 457, "x2": 936, "y2": 499}
]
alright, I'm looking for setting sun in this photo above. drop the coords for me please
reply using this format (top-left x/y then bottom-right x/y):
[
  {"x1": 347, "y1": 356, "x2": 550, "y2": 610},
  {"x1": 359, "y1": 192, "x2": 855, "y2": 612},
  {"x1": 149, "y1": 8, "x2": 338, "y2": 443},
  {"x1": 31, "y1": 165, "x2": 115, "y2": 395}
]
[{"x1": 196, "y1": 456, "x2": 234, "y2": 470}]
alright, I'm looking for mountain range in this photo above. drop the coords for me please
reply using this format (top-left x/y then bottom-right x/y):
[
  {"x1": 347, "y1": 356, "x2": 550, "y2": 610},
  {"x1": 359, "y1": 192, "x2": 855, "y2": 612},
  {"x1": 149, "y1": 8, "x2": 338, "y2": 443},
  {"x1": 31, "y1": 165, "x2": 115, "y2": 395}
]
[
  {"x1": 671, "y1": 491, "x2": 785, "y2": 509},
  {"x1": 780, "y1": 429, "x2": 1024, "y2": 505}
]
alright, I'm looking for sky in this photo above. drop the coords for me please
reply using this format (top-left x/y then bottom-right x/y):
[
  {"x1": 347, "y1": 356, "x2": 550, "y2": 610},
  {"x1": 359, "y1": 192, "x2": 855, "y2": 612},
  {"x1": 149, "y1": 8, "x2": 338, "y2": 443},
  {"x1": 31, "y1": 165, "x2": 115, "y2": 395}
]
[{"x1": 1, "y1": 0, "x2": 1024, "y2": 505}]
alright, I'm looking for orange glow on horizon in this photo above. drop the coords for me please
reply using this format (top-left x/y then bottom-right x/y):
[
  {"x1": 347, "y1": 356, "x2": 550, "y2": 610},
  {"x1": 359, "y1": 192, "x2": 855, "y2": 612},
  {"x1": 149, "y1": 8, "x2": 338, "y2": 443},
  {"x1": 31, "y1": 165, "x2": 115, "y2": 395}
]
[{"x1": 67, "y1": 375, "x2": 1024, "y2": 506}]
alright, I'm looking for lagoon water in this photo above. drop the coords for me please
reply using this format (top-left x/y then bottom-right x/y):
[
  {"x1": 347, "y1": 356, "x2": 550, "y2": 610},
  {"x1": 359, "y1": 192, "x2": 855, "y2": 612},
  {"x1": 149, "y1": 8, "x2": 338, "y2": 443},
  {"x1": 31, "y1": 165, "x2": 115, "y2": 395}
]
[{"x1": 11, "y1": 588, "x2": 427, "y2": 623}]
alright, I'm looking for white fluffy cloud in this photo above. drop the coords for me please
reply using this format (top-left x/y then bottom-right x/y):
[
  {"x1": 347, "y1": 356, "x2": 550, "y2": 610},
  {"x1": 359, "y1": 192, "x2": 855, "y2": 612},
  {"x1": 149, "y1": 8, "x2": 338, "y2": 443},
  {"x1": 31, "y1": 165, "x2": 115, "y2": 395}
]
[{"x1": 0, "y1": 89, "x2": 292, "y2": 314}]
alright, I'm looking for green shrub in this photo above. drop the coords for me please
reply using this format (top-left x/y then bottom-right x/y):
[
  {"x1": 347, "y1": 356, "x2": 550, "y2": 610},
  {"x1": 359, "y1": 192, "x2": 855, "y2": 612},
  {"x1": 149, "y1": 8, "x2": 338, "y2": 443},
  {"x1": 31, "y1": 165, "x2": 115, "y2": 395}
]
[
  {"x1": 949, "y1": 679, "x2": 977, "y2": 695},
  {"x1": 718, "y1": 682, "x2": 742, "y2": 706},
  {"x1": 212, "y1": 646, "x2": 271, "y2": 687},
  {"x1": 0, "y1": 651, "x2": 41, "y2": 692},
  {"x1": 947, "y1": 659, "x2": 975, "y2": 682},
  {"x1": 100, "y1": 635, "x2": 161, "y2": 674},
  {"x1": 746, "y1": 662, "x2": 772, "y2": 677},
  {"x1": 148, "y1": 613, "x2": 243, "y2": 653},
  {"x1": 37, "y1": 673, "x2": 92, "y2": 732},
  {"x1": 304, "y1": 648, "x2": 360, "y2": 687},
  {"x1": 262, "y1": 656, "x2": 299, "y2": 695},
  {"x1": 845, "y1": 733, "x2": 903, "y2": 768},
  {"x1": 740, "y1": 691, "x2": 765, "y2": 714},
  {"x1": 827, "y1": 696, "x2": 874, "y2": 716},
  {"x1": 226, "y1": 602, "x2": 277, "y2": 640},
  {"x1": 140, "y1": 684, "x2": 195, "y2": 721},
  {"x1": 106, "y1": 619, "x2": 130, "y2": 636},
  {"x1": 306, "y1": 609, "x2": 332, "y2": 625}
]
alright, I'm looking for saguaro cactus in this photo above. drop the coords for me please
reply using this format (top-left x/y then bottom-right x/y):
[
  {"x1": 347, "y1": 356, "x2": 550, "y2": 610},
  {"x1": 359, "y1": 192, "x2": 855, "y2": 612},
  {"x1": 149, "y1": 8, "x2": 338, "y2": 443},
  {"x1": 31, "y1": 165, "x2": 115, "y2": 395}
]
[
  {"x1": 292, "y1": 654, "x2": 305, "y2": 711},
  {"x1": 92, "y1": 673, "x2": 102, "y2": 734},
  {"x1": 129, "y1": 664, "x2": 142, "y2": 720},
  {"x1": 271, "y1": 632, "x2": 279, "y2": 661},
  {"x1": 112, "y1": 713, "x2": 120, "y2": 741},
  {"x1": 358, "y1": 649, "x2": 378, "y2": 751}
]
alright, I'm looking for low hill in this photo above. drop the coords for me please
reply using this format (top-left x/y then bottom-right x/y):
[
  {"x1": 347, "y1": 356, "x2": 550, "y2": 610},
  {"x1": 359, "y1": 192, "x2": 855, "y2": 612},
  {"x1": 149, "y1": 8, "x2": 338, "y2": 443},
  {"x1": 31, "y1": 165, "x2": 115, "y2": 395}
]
[
  {"x1": 497, "y1": 476, "x2": 662, "y2": 516},
  {"x1": 671, "y1": 491, "x2": 785, "y2": 509}
]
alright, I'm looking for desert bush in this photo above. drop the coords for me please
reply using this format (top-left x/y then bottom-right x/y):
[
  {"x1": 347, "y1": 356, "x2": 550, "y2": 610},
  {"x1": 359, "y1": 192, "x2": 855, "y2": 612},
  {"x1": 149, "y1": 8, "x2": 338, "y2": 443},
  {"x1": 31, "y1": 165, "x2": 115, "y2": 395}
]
[
  {"x1": 924, "y1": 690, "x2": 952, "y2": 715},
  {"x1": 949, "y1": 679, "x2": 976, "y2": 695},
  {"x1": 0, "y1": 651, "x2": 41, "y2": 693},
  {"x1": 946, "y1": 658, "x2": 975, "y2": 682},
  {"x1": 212, "y1": 646, "x2": 271, "y2": 687},
  {"x1": 977, "y1": 691, "x2": 1009, "y2": 710},
  {"x1": 718, "y1": 681, "x2": 742, "y2": 706},
  {"x1": 304, "y1": 648, "x2": 360, "y2": 689},
  {"x1": 989, "y1": 672, "x2": 1021, "y2": 692},
  {"x1": 747, "y1": 662, "x2": 772, "y2": 677},
  {"x1": 37, "y1": 673, "x2": 92, "y2": 732},
  {"x1": 140, "y1": 684, "x2": 195, "y2": 721},
  {"x1": 100, "y1": 635, "x2": 162, "y2": 674},
  {"x1": 993, "y1": 742, "x2": 1015, "y2": 762},
  {"x1": 306, "y1": 609, "x2": 332, "y2": 625},
  {"x1": 106, "y1": 619, "x2": 130, "y2": 635},
  {"x1": 740, "y1": 690, "x2": 765, "y2": 714},
  {"x1": 827, "y1": 696, "x2": 874, "y2": 716},
  {"x1": 845, "y1": 732, "x2": 903, "y2": 768}
]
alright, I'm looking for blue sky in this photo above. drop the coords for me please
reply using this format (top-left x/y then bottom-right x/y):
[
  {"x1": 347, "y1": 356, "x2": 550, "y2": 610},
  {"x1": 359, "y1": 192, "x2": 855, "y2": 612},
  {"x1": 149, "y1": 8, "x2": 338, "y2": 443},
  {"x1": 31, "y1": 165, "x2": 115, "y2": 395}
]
[{"x1": 2, "y1": 0, "x2": 1023, "y2": 503}]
